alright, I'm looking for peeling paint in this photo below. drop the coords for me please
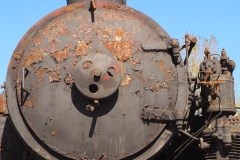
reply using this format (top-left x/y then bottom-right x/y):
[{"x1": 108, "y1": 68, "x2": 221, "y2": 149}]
[
  {"x1": 121, "y1": 74, "x2": 131, "y2": 86},
  {"x1": 51, "y1": 130, "x2": 57, "y2": 136},
  {"x1": 74, "y1": 41, "x2": 90, "y2": 57},
  {"x1": 34, "y1": 36, "x2": 42, "y2": 45},
  {"x1": 24, "y1": 50, "x2": 43, "y2": 67},
  {"x1": 158, "y1": 61, "x2": 174, "y2": 81},
  {"x1": 104, "y1": 41, "x2": 133, "y2": 62},
  {"x1": 25, "y1": 98, "x2": 35, "y2": 108},
  {"x1": 37, "y1": 68, "x2": 48, "y2": 79},
  {"x1": 64, "y1": 74, "x2": 74, "y2": 87},
  {"x1": 0, "y1": 95, "x2": 6, "y2": 113},
  {"x1": 53, "y1": 47, "x2": 70, "y2": 63},
  {"x1": 48, "y1": 71, "x2": 61, "y2": 83}
]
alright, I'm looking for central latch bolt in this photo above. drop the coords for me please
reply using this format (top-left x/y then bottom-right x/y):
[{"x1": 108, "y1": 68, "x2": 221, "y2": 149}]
[{"x1": 94, "y1": 69, "x2": 101, "y2": 77}]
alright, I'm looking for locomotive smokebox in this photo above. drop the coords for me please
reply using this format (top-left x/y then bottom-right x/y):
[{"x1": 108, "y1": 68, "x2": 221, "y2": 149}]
[
  {"x1": 67, "y1": 0, "x2": 126, "y2": 5},
  {"x1": 74, "y1": 54, "x2": 121, "y2": 100}
]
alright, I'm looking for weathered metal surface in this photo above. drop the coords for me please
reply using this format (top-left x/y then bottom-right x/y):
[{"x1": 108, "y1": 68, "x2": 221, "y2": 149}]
[
  {"x1": 0, "y1": 93, "x2": 6, "y2": 114},
  {"x1": 3, "y1": 0, "x2": 224, "y2": 159},
  {"x1": 141, "y1": 107, "x2": 175, "y2": 121},
  {"x1": 74, "y1": 41, "x2": 90, "y2": 57},
  {"x1": 53, "y1": 47, "x2": 70, "y2": 63},
  {"x1": 2, "y1": 0, "x2": 238, "y2": 159},
  {"x1": 197, "y1": 47, "x2": 236, "y2": 113},
  {"x1": 6, "y1": 2, "x2": 183, "y2": 159},
  {"x1": 104, "y1": 41, "x2": 133, "y2": 62},
  {"x1": 24, "y1": 49, "x2": 43, "y2": 68},
  {"x1": 67, "y1": 0, "x2": 127, "y2": 5}
]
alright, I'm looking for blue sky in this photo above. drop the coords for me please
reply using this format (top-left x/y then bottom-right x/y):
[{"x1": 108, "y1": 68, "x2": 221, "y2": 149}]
[{"x1": 0, "y1": 1, "x2": 239, "y2": 100}]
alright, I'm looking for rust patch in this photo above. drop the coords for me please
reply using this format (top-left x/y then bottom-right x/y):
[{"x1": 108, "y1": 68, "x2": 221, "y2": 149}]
[
  {"x1": 24, "y1": 50, "x2": 43, "y2": 67},
  {"x1": 33, "y1": 36, "x2": 42, "y2": 45},
  {"x1": 37, "y1": 68, "x2": 48, "y2": 79},
  {"x1": 52, "y1": 47, "x2": 70, "y2": 63},
  {"x1": 13, "y1": 51, "x2": 23, "y2": 60},
  {"x1": 72, "y1": 59, "x2": 78, "y2": 67},
  {"x1": 121, "y1": 74, "x2": 132, "y2": 87},
  {"x1": 158, "y1": 61, "x2": 174, "y2": 81},
  {"x1": 57, "y1": 27, "x2": 70, "y2": 35},
  {"x1": 74, "y1": 41, "x2": 90, "y2": 57},
  {"x1": 102, "y1": 27, "x2": 133, "y2": 42},
  {"x1": 0, "y1": 95, "x2": 6, "y2": 113},
  {"x1": 48, "y1": 71, "x2": 61, "y2": 83},
  {"x1": 129, "y1": 58, "x2": 141, "y2": 65},
  {"x1": 161, "y1": 83, "x2": 170, "y2": 91},
  {"x1": 115, "y1": 28, "x2": 126, "y2": 41},
  {"x1": 64, "y1": 74, "x2": 74, "y2": 87},
  {"x1": 51, "y1": 130, "x2": 57, "y2": 136},
  {"x1": 25, "y1": 98, "x2": 35, "y2": 108},
  {"x1": 101, "y1": 28, "x2": 132, "y2": 41},
  {"x1": 149, "y1": 82, "x2": 160, "y2": 92},
  {"x1": 104, "y1": 11, "x2": 125, "y2": 21},
  {"x1": 104, "y1": 41, "x2": 133, "y2": 62},
  {"x1": 102, "y1": 28, "x2": 115, "y2": 39}
]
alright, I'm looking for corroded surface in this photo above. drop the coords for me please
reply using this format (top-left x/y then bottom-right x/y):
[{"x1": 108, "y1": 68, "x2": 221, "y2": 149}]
[
  {"x1": 74, "y1": 41, "x2": 90, "y2": 57},
  {"x1": 0, "y1": 95, "x2": 6, "y2": 113},
  {"x1": 53, "y1": 47, "x2": 70, "y2": 63},
  {"x1": 24, "y1": 50, "x2": 43, "y2": 67},
  {"x1": 24, "y1": 98, "x2": 35, "y2": 108},
  {"x1": 6, "y1": 2, "x2": 181, "y2": 160},
  {"x1": 158, "y1": 60, "x2": 174, "y2": 81},
  {"x1": 104, "y1": 41, "x2": 133, "y2": 62}
]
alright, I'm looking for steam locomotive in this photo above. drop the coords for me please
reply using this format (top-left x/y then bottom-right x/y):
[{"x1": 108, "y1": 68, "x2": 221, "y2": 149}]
[{"x1": 0, "y1": 0, "x2": 238, "y2": 159}]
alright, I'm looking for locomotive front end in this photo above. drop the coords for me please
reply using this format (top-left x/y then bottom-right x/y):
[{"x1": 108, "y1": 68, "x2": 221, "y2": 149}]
[{"x1": 5, "y1": 0, "x2": 188, "y2": 159}]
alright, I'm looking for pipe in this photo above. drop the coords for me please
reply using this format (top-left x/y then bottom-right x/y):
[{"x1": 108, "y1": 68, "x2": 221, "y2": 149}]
[{"x1": 67, "y1": 0, "x2": 126, "y2": 5}]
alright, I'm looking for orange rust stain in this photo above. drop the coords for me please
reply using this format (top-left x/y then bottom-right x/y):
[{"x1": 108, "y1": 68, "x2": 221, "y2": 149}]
[
  {"x1": 102, "y1": 28, "x2": 115, "y2": 39},
  {"x1": 101, "y1": 28, "x2": 132, "y2": 41},
  {"x1": 57, "y1": 28, "x2": 70, "y2": 35},
  {"x1": 33, "y1": 36, "x2": 42, "y2": 44},
  {"x1": 48, "y1": 71, "x2": 61, "y2": 83},
  {"x1": 198, "y1": 80, "x2": 223, "y2": 86},
  {"x1": 104, "y1": 11, "x2": 125, "y2": 20},
  {"x1": 129, "y1": 58, "x2": 141, "y2": 65},
  {"x1": 54, "y1": 19, "x2": 64, "y2": 27},
  {"x1": 53, "y1": 47, "x2": 70, "y2": 63},
  {"x1": 51, "y1": 39, "x2": 58, "y2": 45},
  {"x1": 25, "y1": 98, "x2": 35, "y2": 108},
  {"x1": 13, "y1": 51, "x2": 23, "y2": 60},
  {"x1": 24, "y1": 50, "x2": 43, "y2": 68},
  {"x1": 74, "y1": 41, "x2": 90, "y2": 57},
  {"x1": 121, "y1": 74, "x2": 132, "y2": 87},
  {"x1": 37, "y1": 69, "x2": 47, "y2": 79},
  {"x1": 115, "y1": 28, "x2": 127, "y2": 41},
  {"x1": 161, "y1": 83, "x2": 170, "y2": 91},
  {"x1": 104, "y1": 41, "x2": 133, "y2": 62},
  {"x1": 149, "y1": 82, "x2": 160, "y2": 92},
  {"x1": 0, "y1": 95, "x2": 6, "y2": 113},
  {"x1": 158, "y1": 61, "x2": 174, "y2": 81},
  {"x1": 72, "y1": 59, "x2": 78, "y2": 67},
  {"x1": 51, "y1": 130, "x2": 57, "y2": 136}
]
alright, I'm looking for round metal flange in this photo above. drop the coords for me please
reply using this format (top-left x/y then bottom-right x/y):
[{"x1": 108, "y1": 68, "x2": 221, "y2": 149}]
[{"x1": 74, "y1": 54, "x2": 121, "y2": 99}]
